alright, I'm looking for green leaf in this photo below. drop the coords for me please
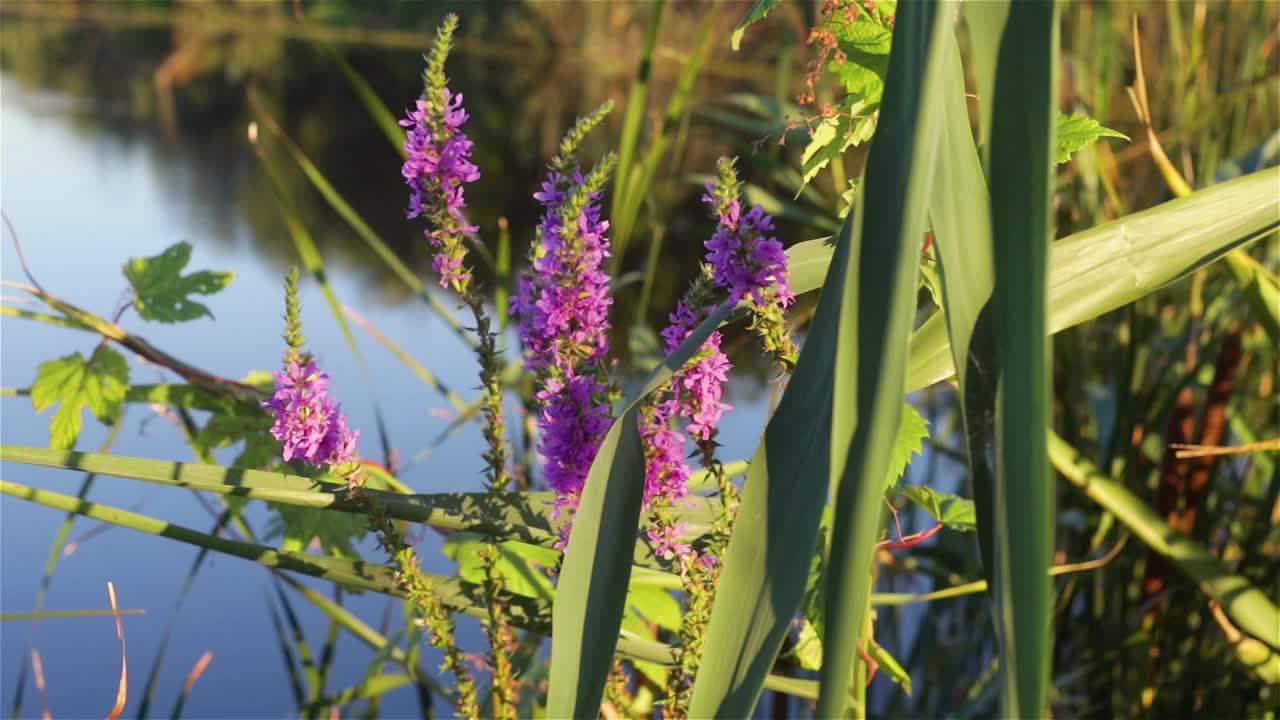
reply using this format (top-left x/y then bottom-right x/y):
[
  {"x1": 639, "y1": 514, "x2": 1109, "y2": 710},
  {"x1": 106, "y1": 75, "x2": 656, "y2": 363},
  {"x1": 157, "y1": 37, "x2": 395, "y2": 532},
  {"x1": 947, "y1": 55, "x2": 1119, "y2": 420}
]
[
  {"x1": 833, "y1": 19, "x2": 894, "y2": 54},
  {"x1": 30, "y1": 347, "x2": 129, "y2": 449},
  {"x1": 800, "y1": 101, "x2": 878, "y2": 187},
  {"x1": 442, "y1": 533, "x2": 556, "y2": 602},
  {"x1": 819, "y1": 2, "x2": 949, "y2": 715},
  {"x1": 627, "y1": 583, "x2": 682, "y2": 632},
  {"x1": 266, "y1": 503, "x2": 369, "y2": 560},
  {"x1": 906, "y1": 166, "x2": 1280, "y2": 390},
  {"x1": 900, "y1": 485, "x2": 976, "y2": 531},
  {"x1": 1055, "y1": 111, "x2": 1128, "y2": 163},
  {"x1": 885, "y1": 403, "x2": 929, "y2": 490},
  {"x1": 689, "y1": 219, "x2": 851, "y2": 719},
  {"x1": 984, "y1": 4, "x2": 1058, "y2": 716},
  {"x1": 123, "y1": 242, "x2": 232, "y2": 323},
  {"x1": 793, "y1": 620, "x2": 824, "y2": 671},
  {"x1": 730, "y1": 0, "x2": 781, "y2": 51},
  {"x1": 546, "y1": 301, "x2": 737, "y2": 719}
]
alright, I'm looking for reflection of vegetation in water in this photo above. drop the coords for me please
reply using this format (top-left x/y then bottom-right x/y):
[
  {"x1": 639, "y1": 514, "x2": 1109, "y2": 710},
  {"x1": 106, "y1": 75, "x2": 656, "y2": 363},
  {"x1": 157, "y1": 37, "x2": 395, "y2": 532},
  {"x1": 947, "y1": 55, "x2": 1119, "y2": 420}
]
[{"x1": 0, "y1": 1, "x2": 821, "y2": 384}]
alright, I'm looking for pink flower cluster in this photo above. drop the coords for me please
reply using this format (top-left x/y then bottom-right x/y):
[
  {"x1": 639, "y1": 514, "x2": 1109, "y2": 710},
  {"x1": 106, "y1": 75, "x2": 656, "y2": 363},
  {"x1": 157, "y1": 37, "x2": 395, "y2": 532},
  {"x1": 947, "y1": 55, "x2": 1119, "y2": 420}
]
[
  {"x1": 702, "y1": 188, "x2": 794, "y2": 308},
  {"x1": 401, "y1": 88, "x2": 480, "y2": 292},
  {"x1": 262, "y1": 358, "x2": 358, "y2": 468},
  {"x1": 514, "y1": 170, "x2": 614, "y2": 506}
]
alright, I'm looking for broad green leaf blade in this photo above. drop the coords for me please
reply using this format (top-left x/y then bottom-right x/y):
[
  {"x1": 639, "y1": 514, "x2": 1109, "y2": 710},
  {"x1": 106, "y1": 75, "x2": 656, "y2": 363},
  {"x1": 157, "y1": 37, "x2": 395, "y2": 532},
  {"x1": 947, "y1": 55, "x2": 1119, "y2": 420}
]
[
  {"x1": 730, "y1": 0, "x2": 781, "y2": 51},
  {"x1": 960, "y1": 1, "x2": 1009, "y2": 154},
  {"x1": 986, "y1": 4, "x2": 1057, "y2": 715},
  {"x1": 122, "y1": 241, "x2": 233, "y2": 323},
  {"x1": 925, "y1": 19, "x2": 1000, "y2": 605},
  {"x1": 820, "y1": 2, "x2": 947, "y2": 716},
  {"x1": 30, "y1": 347, "x2": 129, "y2": 449},
  {"x1": 1048, "y1": 432, "x2": 1280, "y2": 651},
  {"x1": 546, "y1": 301, "x2": 735, "y2": 718},
  {"x1": 687, "y1": 218, "x2": 849, "y2": 719},
  {"x1": 906, "y1": 166, "x2": 1280, "y2": 390},
  {"x1": 1055, "y1": 111, "x2": 1128, "y2": 164}
]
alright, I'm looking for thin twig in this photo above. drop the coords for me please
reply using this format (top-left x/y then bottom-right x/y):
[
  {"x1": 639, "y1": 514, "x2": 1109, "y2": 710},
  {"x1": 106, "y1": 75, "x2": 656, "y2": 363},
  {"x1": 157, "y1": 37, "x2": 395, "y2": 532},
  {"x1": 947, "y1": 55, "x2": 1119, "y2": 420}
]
[{"x1": 2, "y1": 211, "x2": 46, "y2": 295}]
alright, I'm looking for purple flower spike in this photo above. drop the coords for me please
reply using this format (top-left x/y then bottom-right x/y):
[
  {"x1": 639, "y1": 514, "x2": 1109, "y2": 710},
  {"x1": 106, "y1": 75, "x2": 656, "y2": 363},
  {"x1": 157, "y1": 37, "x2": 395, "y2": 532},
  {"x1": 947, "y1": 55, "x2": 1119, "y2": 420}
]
[
  {"x1": 401, "y1": 88, "x2": 481, "y2": 293},
  {"x1": 263, "y1": 358, "x2": 359, "y2": 468},
  {"x1": 702, "y1": 193, "x2": 794, "y2": 308},
  {"x1": 514, "y1": 167, "x2": 615, "y2": 502}
]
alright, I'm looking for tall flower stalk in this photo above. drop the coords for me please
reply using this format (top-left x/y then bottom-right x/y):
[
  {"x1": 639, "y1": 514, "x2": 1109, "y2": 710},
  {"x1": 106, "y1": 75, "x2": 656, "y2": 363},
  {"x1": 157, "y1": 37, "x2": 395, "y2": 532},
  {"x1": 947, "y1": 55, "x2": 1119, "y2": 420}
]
[
  {"x1": 512, "y1": 102, "x2": 617, "y2": 531},
  {"x1": 401, "y1": 14, "x2": 509, "y2": 493},
  {"x1": 263, "y1": 268, "x2": 481, "y2": 718},
  {"x1": 653, "y1": 157, "x2": 799, "y2": 718}
]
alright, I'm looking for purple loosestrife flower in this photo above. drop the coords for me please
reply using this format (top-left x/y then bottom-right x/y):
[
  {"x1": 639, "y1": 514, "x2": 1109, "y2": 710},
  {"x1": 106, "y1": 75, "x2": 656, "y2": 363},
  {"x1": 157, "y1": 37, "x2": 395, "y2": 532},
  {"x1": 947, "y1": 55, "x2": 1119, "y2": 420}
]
[
  {"x1": 263, "y1": 357, "x2": 358, "y2": 468},
  {"x1": 640, "y1": 398, "x2": 691, "y2": 507},
  {"x1": 702, "y1": 163, "x2": 795, "y2": 309},
  {"x1": 514, "y1": 161, "x2": 616, "y2": 510},
  {"x1": 401, "y1": 17, "x2": 480, "y2": 294},
  {"x1": 646, "y1": 521, "x2": 692, "y2": 564}
]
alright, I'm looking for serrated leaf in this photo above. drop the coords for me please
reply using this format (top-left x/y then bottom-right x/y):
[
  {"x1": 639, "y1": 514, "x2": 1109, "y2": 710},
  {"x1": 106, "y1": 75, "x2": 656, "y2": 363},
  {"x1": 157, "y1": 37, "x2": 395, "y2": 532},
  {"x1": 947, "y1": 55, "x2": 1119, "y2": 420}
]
[
  {"x1": 901, "y1": 485, "x2": 976, "y2": 531},
  {"x1": 730, "y1": 0, "x2": 782, "y2": 51},
  {"x1": 30, "y1": 347, "x2": 129, "y2": 449},
  {"x1": 442, "y1": 533, "x2": 556, "y2": 602},
  {"x1": 885, "y1": 403, "x2": 929, "y2": 490},
  {"x1": 800, "y1": 103, "x2": 879, "y2": 188},
  {"x1": 794, "y1": 620, "x2": 824, "y2": 671},
  {"x1": 123, "y1": 242, "x2": 233, "y2": 323},
  {"x1": 833, "y1": 20, "x2": 894, "y2": 54},
  {"x1": 267, "y1": 503, "x2": 369, "y2": 560},
  {"x1": 1055, "y1": 111, "x2": 1128, "y2": 164}
]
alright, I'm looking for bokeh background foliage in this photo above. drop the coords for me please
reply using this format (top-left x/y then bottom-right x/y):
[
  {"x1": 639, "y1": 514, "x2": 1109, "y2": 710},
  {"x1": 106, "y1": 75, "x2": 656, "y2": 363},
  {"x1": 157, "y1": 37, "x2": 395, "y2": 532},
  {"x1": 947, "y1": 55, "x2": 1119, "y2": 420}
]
[{"x1": 1, "y1": 1, "x2": 1277, "y2": 718}]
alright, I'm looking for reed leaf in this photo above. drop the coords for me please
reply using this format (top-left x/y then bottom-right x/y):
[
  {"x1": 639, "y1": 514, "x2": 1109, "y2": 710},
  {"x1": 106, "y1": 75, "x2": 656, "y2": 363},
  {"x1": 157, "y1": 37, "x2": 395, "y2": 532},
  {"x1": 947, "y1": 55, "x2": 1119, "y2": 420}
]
[
  {"x1": 687, "y1": 197, "x2": 852, "y2": 719},
  {"x1": 820, "y1": 3, "x2": 947, "y2": 716},
  {"x1": 906, "y1": 166, "x2": 1280, "y2": 390},
  {"x1": 546, "y1": 301, "x2": 736, "y2": 717},
  {"x1": 985, "y1": 4, "x2": 1058, "y2": 714},
  {"x1": 1048, "y1": 432, "x2": 1280, "y2": 651}
]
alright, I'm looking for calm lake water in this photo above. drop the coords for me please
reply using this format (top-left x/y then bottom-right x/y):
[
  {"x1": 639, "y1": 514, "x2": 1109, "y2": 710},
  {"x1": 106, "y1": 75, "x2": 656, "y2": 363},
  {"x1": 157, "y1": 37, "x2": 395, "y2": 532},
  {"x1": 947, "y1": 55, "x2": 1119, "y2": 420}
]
[{"x1": 0, "y1": 73, "x2": 785, "y2": 718}]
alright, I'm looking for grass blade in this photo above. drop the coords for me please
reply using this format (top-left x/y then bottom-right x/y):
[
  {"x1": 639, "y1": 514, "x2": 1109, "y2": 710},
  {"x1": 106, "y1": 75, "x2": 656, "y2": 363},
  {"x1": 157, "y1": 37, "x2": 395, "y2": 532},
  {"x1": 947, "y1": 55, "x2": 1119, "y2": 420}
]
[
  {"x1": 612, "y1": 0, "x2": 665, "y2": 217},
  {"x1": 0, "y1": 610, "x2": 145, "y2": 622},
  {"x1": 327, "y1": 48, "x2": 407, "y2": 157},
  {"x1": 0, "y1": 479, "x2": 402, "y2": 594},
  {"x1": 8, "y1": 419, "x2": 123, "y2": 720},
  {"x1": 610, "y1": 1, "x2": 721, "y2": 271},
  {"x1": 247, "y1": 92, "x2": 473, "y2": 349},
  {"x1": 985, "y1": 3, "x2": 1058, "y2": 715},
  {"x1": 820, "y1": 3, "x2": 947, "y2": 716}
]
